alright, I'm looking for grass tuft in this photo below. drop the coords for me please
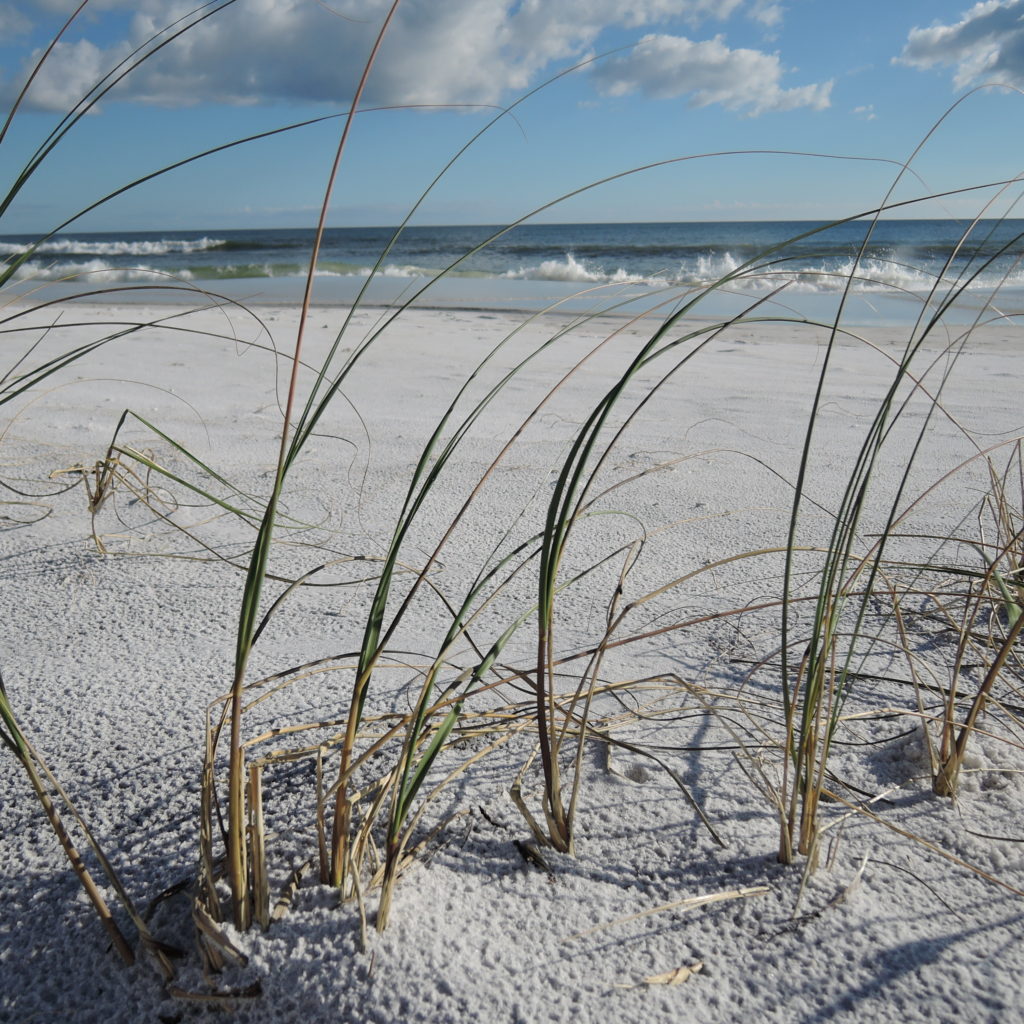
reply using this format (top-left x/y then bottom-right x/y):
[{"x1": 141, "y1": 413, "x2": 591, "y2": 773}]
[{"x1": 3, "y1": 2, "x2": 1024, "y2": 1012}]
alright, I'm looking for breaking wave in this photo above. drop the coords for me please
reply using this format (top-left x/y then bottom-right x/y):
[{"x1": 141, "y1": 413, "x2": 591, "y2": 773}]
[
  {"x1": 9, "y1": 247, "x2": 1024, "y2": 298},
  {"x1": 503, "y1": 251, "x2": 1024, "y2": 295},
  {"x1": 504, "y1": 253, "x2": 649, "y2": 286},
  {"x1": 0, "y1": 237, "x2": 225, "y2": 257},
  {"x1": 9, "y1": 259, "x2": 193, "y2": 283}
]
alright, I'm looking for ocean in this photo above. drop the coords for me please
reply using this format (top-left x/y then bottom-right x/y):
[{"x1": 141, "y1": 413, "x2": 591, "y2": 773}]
[{"x1": 4, "y1": 220, "x2": 1024, "y2": 324}]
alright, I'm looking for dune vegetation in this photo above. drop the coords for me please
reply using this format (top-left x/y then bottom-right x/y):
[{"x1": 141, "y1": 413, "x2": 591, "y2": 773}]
[{"x1": 2, "y1": 3, "x2": 1023, "y2": 1019}]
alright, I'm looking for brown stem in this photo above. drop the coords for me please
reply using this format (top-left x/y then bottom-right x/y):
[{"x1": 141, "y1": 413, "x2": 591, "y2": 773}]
[
  {"x1": 934, "y1": 610, "x2": 1024, "y2": 796},
  {"x1": 23, "y1": 754, "x2": 134, "y2": 964}
]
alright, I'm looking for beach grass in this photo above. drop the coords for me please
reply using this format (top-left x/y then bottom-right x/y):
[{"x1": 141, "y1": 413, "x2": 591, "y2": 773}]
[{"x1": 2, "y1": 0, "x2": 1024, "y2": 1014}]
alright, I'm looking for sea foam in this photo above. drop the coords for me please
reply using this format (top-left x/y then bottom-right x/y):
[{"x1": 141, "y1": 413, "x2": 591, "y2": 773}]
[{"x1": 0, "y1": 237, "x2": 224, "y2": 257}]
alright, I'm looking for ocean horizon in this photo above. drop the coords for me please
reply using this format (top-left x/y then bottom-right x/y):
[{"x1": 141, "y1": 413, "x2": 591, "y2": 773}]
[{"x1": 5, "y1": 219, "x2": 1024, "y2": 325}]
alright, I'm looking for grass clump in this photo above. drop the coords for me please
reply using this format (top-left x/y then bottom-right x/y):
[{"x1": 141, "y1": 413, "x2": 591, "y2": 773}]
[{"x1": 3, "y1": 1, "x2": 1024, "y2": 1013}]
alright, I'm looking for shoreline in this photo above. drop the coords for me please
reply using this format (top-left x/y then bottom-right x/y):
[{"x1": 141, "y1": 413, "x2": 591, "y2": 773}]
[{"x1": 8, "y1": 270, "x2": 1004, "y2": 328}]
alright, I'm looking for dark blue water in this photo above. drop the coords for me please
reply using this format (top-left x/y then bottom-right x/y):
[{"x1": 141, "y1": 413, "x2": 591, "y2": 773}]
[{"x1": 5, "y1": 220, "x2": 1024, "y2": 322}]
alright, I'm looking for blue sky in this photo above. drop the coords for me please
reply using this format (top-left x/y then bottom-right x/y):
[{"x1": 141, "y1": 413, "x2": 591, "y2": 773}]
[{"x1": 2, "y1": 0, "x2": 1024, "y2": 232}]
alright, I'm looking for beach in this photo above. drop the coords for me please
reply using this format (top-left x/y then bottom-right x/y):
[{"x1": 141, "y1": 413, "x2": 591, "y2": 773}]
[{"x1": 1, "y1": 297, "x2": 1023, "y2": 1024}]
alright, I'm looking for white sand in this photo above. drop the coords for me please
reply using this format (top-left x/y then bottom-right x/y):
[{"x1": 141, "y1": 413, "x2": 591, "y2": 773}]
[{"x1": 1, "y1": 299, "x2": 1022, "y2": 1023}]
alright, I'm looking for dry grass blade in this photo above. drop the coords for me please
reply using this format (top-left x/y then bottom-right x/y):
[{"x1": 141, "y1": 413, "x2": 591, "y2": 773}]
[
  {"x1": 192, "y1": 898, "x2": 249, "y2": 968},
  {"x1": 7, "y1": 6, "x2": 1024, "y2": 1018},
  {"x1": 0, "y1": 671, "x2": 186, "y2": 975},
  {"x1": 16, "y1": 751, "x2": 134, "y2": 965},
  {"x1": 934, "y1": 611, "x2": 1024, "y2": 796},
  {"x1": 272, "y1": 858, "x2": 313, "y2": 924},
  {"x1": 821, "y1": 788, "x2": 1024, "y2": 898},
  {"x1": 615, "y1": 961, "x2": 705, "y2": 989},
  {"x1": 223, "y1": 0, "x2": 403, "y2": 926},
  {"x1": 167, "y1": 981, "x2": 263, "y2": 1004},
  {"x1": 249, "y1": 765, "x2": 270, "y2": 930},
  {"x1": 589, "y1": 728, "x2": 726, "y2": 848},
  {"x1": 565, "y1": 886, "x2": 770, "y2": 941}
]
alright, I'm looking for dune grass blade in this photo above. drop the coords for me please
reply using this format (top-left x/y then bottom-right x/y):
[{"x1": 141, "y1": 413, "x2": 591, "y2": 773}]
[
  {"x1": 2, "y1": 2, "x2": 236, "y2": 203},
  {"x1": 9, "y1": 3, "x2": 1024, "y2": 991},
  {"x1": 212, "y1": 119, "x2": 1024, "y2": 898},
  {"x1": 317, "y1": 295, "x2": 700, "y2": 885},
  {"x1": 249, "y1": 765, "x2": 270, "y2": 929},
  {"x1": 567, "y1": 886, "x2": 769, "y2": 942},
  {"x1": 0, "y1": 320, "x2": 156, "y2": 406},
  {"x1": 384, "y1": 540, "x2": 541, "y2": 823},
  {"x1": 0, "y1": 1, "x2": 240, "y2": 265},
  {"x1": 0, "y1": 0, "x2": 88, "y2": 147},
  {"x1": 223, "y1": 0, "x2": 401, "y2": 927},
  {"x1": 376, "y1": 536, "x2": 620, "y2": 924},
  {"x1": 0, "y1": 0, "x2": 388, "y2": 949},
  {"x1": 532, "y1": 285, "x2": 791, "y2": 851},
  {"x1": 331, "y1": 294, "x2": 715, "y2": 886},
  {"x1": 777, "y1": 130, "x2": 1024, "y2": 860},
  {"x1": 0, "y1": 0, "x2": 288, "y2": 974},
  {"x1": 332, "y1": 297, "x2": 700, "y2": 869},
  {"x1": 788, "y1": 235, "x2": 1024, "y2": 852},
  {"x1": 933, "y1": 610, "x2": 1024, "y2": 796},
  {"x1": 0, "y1": 673, "x2": 138, "y2": 965}
]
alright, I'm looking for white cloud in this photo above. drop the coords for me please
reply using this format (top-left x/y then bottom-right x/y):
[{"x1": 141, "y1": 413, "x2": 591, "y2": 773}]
[
  {"x1": 853, "y1": 104, "x2": 876, "y2": 120},
  {"x1": 0, "y1": 4, "x2": 33, "y2": 35},
  {"x1": 8, "y1": 0, "x2": 809, "y2": 114},
  {"x1": 897, "y1": 0, "x2": 1024, "y2": 89},
  {"x1": 17, "y1": 38, "x2": 114, "y2": 109},
  {"x1": 749, "y1": 1, "x2": 784, "y2": 28},
  {"x1": 590, "y1": 33, "x2": 832, "y2": 115}
]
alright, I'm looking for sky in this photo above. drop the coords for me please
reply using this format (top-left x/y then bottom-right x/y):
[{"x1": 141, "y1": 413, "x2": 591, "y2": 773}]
[{"x1": 2, "y1": 0, "x2": 1024, "y2": 232}]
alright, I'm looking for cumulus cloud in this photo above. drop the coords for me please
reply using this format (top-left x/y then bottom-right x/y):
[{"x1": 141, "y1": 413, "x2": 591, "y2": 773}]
[
  {"x1": 6, "y1": 0, "x2": 813, "y2": 115},
  {"x1": 590, "y1": 33, "x2": 832, "y2": 114},
  {"x1": 897, "y1": 0, "x2": 1024, "y2": 89},
  {"x1": 13, "y1": 38, "x2": 115, "y2": 109}
]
